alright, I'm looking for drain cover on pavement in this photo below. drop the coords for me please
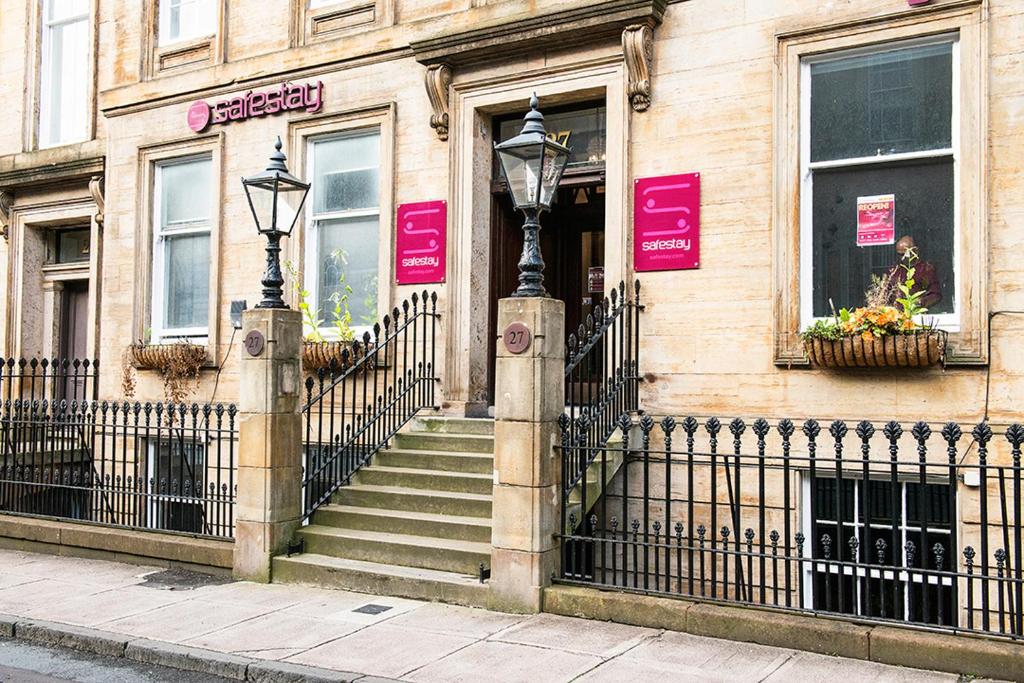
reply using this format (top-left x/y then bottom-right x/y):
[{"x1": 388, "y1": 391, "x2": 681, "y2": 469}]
[{"x1": 352, "y1": 604, "x2": 392, "y2": 615}]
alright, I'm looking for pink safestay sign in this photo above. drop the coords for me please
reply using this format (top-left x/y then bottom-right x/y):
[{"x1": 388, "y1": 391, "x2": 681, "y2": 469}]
[
  {"x1": 633, "y1": 173, "x2": 701, "y2": 272},
  {"x1": 395, "y1": 200, "x2": 447, "y2": 285}
]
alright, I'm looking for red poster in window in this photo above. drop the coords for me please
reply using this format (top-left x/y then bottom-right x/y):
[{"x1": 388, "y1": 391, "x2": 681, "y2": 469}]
[
  {"x1": 856, "y1": 194, "x2": 896, "y2": 247},
  {"x1": 633, "y1": 173, "x2": 700, "y2": 272},
  {"x1": 396, "y1": 200, "x2": 446, "y2": 284}
]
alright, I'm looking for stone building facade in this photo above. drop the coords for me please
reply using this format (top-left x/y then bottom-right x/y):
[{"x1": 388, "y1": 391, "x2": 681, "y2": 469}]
[{"x1": 1, "y1": 0, "x2": 1023, "y2": 655}]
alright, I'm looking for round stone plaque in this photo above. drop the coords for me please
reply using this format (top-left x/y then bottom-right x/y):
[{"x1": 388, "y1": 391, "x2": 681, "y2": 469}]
[
  {"x1": 502, "y1": 322, "x2": 532, "y2": 355},
  {"x1": 244, "y1": 330, "x2": 266, "y2": 357}
]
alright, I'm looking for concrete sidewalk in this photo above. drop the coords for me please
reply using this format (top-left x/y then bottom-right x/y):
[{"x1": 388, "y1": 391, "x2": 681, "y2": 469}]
[{"x1": 0, "y1": 549, "x2": 994, "y2": 682}]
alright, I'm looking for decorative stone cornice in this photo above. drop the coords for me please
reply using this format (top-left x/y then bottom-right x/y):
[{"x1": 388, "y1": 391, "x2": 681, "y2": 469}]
[
  {"x1": 0, "y1": 190, "x2": 11, "y2": 242},
  {"x1": 622, "y1": 24, "x2": 654, "y2": 112},
  {"x1": 0, "y1": 155, "x2": 105, "y2": 191},
  {"x1": 425, "y1": 64, "x2": 453, "y2": 141},
  {"x1": 89, "y1": 175, "x2": 105, "y2": 227},
  {"x1": 410, "y1": 0, "x2": 666, "y2": 68}
]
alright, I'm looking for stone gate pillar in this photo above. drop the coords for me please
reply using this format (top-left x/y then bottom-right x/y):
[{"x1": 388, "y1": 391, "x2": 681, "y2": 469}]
[
  {"x1": 490, "y1": 297, "x2": 564, "y2": 612},
  {"x1": 233, "y1": 308, "x2": 303, "y2": 582}
]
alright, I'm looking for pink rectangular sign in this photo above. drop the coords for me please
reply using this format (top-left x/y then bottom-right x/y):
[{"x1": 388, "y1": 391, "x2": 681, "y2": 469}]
[
  {"x1": 856, "y1": 194, "x2": 895, "y2": 247},
  {"x1": 396, "y1": 200, "x2": 446, "y2": 285},
  {"x1": 633, "y1": 172, "x2": 700, "y2": 272}
]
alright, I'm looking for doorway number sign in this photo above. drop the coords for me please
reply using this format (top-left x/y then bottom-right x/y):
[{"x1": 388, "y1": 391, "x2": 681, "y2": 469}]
[
  {"x1": 502, "y1": 322, "x2": 532, "y2": 355},
  {"x1": 633, "y1": 172, "x2": 701, "y2": 272},
  {"x1": 396, "y1": 200, "x2": 447, "y2": 284}
]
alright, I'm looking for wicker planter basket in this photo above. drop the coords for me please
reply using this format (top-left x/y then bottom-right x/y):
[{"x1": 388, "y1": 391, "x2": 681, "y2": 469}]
[
  {"x1": 129, "y1": 343, "x2": 207, "y2": 370},
  {"x1": 804, "y1": 330, "x2": 947, "y2": 369},
  {"x1": 302, "y1": 341, "x2": 370, "y2": 373}
]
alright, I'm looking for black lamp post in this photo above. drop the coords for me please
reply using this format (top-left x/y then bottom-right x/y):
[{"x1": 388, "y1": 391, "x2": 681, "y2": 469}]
[
  {"x1": 242, "y1": 137, "x2": 311, "y2": 309},
  {"x1": 494, "y1": 94, "x2": 571, "y2": 297}
]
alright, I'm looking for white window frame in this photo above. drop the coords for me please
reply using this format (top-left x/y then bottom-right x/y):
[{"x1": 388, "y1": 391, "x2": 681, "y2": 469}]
[
  {"x1": 151, "y1": 155, "x2": 213, "y2": 342},
  {"x1": 38, "y1": 0, "x2": 90, "y2": 149},
  {"x1": 798, "y1": 34, "x2": 961, "y2": 334},
  {"x1": 158, "y1": 0, "x2": 216, "y2": 46},
  {"x1": 303, "y1": 128, "x2": 383, "y2": 340},
  {"x1": 800, "y1": 474, "x2": 954, "y2": 620}
]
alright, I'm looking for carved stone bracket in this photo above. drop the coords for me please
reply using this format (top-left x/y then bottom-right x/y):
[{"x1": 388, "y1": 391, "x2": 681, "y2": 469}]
[
  {"x1": 89, "y1": 175, "x2": 105, "y2": 226},
  {"x1": 623, "y1": 24, "x2": 654, "y2": 112},
  {"x1": 425, "y1": 63, "x2": 453, "y2": 141},
  {"x1": 0, "y1": 190, "x2": 11, "y2": 241}
]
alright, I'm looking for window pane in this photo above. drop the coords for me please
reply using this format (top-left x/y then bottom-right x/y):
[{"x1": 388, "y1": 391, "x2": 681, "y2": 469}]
[
  {"x1": 160, "y1": 159, "x2": 212, "y2": 227},
  {"x1": 40, "y1": 12, "x2": 89, "y2": 147},
  {"x1": 316, "y1": 216, "x2": 379, "y2": 326},
  {"x1": 47, "y1": 0, "x2": 89, "y2": 22},
  {"x1": 164, "y1": 233, "x2": 210, "y2": 330},
  {"x1": 496, "y1": 103, "x2": 606, "y2": 172},
  {"x1": 312, "y1": 134, "x2": 380, "y2": 214},
  {"x1": 810, "y1": 42, "x2": 953, "y2": 161},
  {"x1": 162, "y1": 0, "x2": 214, "y2": 43},
  {"x1": 811, "y1": 158, "x2": 954, "y2": 318}
]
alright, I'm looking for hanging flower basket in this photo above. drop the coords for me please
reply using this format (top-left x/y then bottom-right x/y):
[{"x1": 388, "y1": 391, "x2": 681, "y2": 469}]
[
  {"x1": 302, "y1": 340, "x2": 371, "y2": 374},
  {"x1": 804, "y1": 329, "x2": 947, "y2": 369},
  {"x1": 129, "y1": 342, "x2": 207, "y2": 371}
]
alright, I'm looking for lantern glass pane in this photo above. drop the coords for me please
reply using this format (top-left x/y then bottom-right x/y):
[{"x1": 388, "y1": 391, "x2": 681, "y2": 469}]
[
  {"x1": 497, "y1": 146, "x2": 543, "y2": 209},
  {"x1": 539, "y1": 144, "x2": 569, "y2": 210}
]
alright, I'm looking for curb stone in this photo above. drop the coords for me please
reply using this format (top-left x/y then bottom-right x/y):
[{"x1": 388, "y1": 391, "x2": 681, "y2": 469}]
[
  {"x1": 15, "y1": 618, "x2": 128, "y2": 658},
  {"x1": 246, "y1": 659, "x2": 363, "y2": 682},
  {"x1": 125, "y1": 639, "x2": 251, "y2": 680},
  {"x1": 0, "y1": 617, "x2": 400, "y2": 683}
]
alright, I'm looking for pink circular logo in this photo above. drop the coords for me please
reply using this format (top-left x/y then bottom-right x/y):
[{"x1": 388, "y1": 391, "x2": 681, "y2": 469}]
[{"x1": 187, "y1": 101, "x2": 211, "y2": 132}]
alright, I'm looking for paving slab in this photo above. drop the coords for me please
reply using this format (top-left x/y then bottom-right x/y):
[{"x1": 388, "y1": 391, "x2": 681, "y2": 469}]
[
  {"x1": 383, "y1": 602, "x2": 527, "y2": 638},
  {"x1": 0, "y1": 579, "x2": 104, "y2": 615},
  {"x1": 184, "y1": 611, "x2": 363, "y2": 659},
  {"x1": 489, "y1": 612, "x2": 659, "y2": 657},
  {"x1": 616, "y1": 629, "x2": 795, "y2": 680},
  {"x1": 21, "y1": 584, "x2": 188, "y2": 627},
  {"x1": 762, "y1": 651, "x2": 962, "y2": 683},
  {"x1": 282, "y1": 592, "x2": 422, "y2": 625},
  {"x1": 287, "y1": 624, "x2": 476, "y2": 678},
  {"x1": 405, "y1": 639, "x2": 601, "y2": 683},
  {"x1": 99, "y1": 599, "x2": 274, "y2": 642}
]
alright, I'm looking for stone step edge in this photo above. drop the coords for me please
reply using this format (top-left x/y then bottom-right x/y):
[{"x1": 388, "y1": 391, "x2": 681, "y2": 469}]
[
  {"x1": 272, "y1": 554, "x2": 491, "y2": 609},
  {"x1": 298, "y1": 524, "x2": 492, "y2": 555},
  {"x1": 339, "y1": 484, "x2": 493, "y2": 503},
  {"x1": 315, "y1": 504, "x2": 493, "y2": 528},
  {"x1": 0, "y1": 614, "x2": 390, "y2": 682},
  {"x1": 359, "y1": 465, "x2": 494, "y2": 480}
]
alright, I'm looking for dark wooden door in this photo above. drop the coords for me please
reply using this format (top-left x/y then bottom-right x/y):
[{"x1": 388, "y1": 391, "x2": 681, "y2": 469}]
[
  {"x1": 486, "y1": 184, "x2": 605, "y2": 404},
  {"x1": 59, "y1": 280, "x2": 89, "y2": 400}
]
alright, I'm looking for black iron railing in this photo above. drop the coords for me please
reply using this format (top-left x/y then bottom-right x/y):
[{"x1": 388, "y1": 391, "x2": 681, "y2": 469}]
[
  {"x1": 0, "y1": 393, "x2": 237, "y2": 539},
  {"x1": 563, "y1": 280, "x2": 642, "y2": 494},
  {"x1": 1, "y1": 357, "x2": 99, "y2": 406},
  {"x1": 558, "y1": 413, "x2": 1024, "y2": 640},
  {"x1": 302, "y1": 291, "x2": 439, "y2": 520}
]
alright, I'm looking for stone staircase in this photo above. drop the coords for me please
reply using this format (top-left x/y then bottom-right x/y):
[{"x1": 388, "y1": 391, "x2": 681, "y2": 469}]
[{"x1": 272, "y1": 415, "x2": 495, "y2": 607}]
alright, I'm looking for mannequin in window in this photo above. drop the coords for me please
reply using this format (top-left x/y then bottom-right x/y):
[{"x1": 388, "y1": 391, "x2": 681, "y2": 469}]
[{"x1": 887, "y1": 235, "x2": 942, "y2": 309}]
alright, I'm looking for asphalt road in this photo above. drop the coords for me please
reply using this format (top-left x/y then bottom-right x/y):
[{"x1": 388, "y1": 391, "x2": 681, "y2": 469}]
[{"x1": 0, "y1": 639, "x2": 229, "y2": 682}]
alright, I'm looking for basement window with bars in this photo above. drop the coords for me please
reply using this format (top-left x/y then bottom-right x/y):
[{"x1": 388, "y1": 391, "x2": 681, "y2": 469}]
[
  {"x1": 802, "y1": 476, "x2": 956, "y2": 626},
  {"x1": 146, "y1": 439, "x2": 206, "y2": 534}
]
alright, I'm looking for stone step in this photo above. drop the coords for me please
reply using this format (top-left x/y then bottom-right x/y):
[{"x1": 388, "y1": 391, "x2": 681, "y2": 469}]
[
  {"x1": 334, "y1": 484, "x2": 493, "y2": 518},
  {"x1": 375, "y1": 448, "x2": 494, "y2": 474},
  {"x1": 272, "y1": 554, "x2": 490, "y2": 608},
  {"x1": 408, "y1": 416, "x2": 495, "y2": 436},
  {"x1": 296, "y1": 526, "x2": 491, "y2": 575},
  {"x1": 355, "y1": 466, "x2": 493, "y2": 496},
  {"x1": 392, "y1": 432, "x2": 494, "y2": 454},
  {"x1": 311, "y1": 504, "x2": 492, "y2": 544}
]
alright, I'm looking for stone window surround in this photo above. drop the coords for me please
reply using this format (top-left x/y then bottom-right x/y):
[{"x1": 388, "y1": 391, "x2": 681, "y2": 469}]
[
  {"x1": 4, "y1": 197, "x2": 102, "y2": 361},
  {"x1": 142, "y1": 0, "x2": 226, "y2": 80},
  {"x1": 290, "y1": 0, "x2": 395, "y2": 48},
  {"x1": 23, "y1": 0, "x2": 99, "y2": 152},
  {"x1": 445, "y1": 60, "x2": 630, "y2": 408},
  {"x1": 772, "y1": 0, "x2": 988, "y2": 366},
  {"x1": 286, "y1": 103, "x2": 397, "y2": 329},
  {"x1": 133, "y1": 134, "x2": 224, "y2": 364}
]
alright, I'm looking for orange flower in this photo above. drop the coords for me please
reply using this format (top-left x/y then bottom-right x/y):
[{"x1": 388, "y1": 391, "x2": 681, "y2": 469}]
[{"x1": 861, "y1": 330, "x2": 874, "y2": 341}]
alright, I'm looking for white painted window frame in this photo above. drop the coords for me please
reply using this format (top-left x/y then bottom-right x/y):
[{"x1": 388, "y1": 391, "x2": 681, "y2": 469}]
[
  {"x1": 303, "y1": 128, "x2": 383, "y2": 340},
  {"x1": 151, "y1": 155, "x2": 213, "y2": 342},
  {"x1": 798, "y1": 34, "x2": 961, "y2": 334},
  {"x1": 158, "y1": 0, "x2": 216, "y2": 46},
  {"x1": 38, "y1": 0, "x2": 90, "y2": 149},
  {"x1": 800, "y1": 474, "x2": 954, "y2": 619}
]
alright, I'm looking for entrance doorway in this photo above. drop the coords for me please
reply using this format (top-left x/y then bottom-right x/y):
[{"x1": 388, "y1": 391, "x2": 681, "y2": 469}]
[
  {"x1": 486, "y1": 101, "x2": 608, "y2": 404},
  {"x1": 58, "y1": 279, "x2": 89, "y2": 399}
]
